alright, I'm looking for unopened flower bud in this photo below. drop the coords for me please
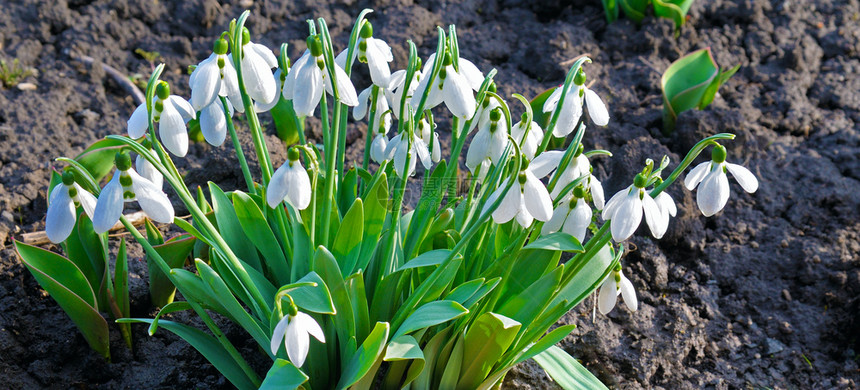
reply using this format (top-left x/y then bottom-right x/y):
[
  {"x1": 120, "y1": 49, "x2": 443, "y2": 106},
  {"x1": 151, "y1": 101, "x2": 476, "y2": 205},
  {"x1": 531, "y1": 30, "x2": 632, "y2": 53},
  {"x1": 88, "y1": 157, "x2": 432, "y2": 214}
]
[
  {"x1": 574, "y1": 69, "x2": 586, "y2": 86},
  {"x1": 155, "y1": 81, "x2": 170, "y2": 100},
  {"x1": 711, "y1": 144, "x2": 727, "y2": 163},
  {"x1": 241, "y1": 27, "x2": 251, "y2": 46},
  {"x1": 213, "y1": 38, "x2": 228, "y2": 55},
  {"x1": 307, "y1": 35, "x2": 323, "y2": 57},
  {"x1": 115, "y1": 152, "x2": 132, "y2": 171},
  {"x1": 360, "y1": 21, "x2": 373, "y2": 38},
  {"x1": 633, "y1": 173, "x2": 647, "y2": 188},
  {"x1": 61, "y1": 170, "x2": 76, "y2": 186}
]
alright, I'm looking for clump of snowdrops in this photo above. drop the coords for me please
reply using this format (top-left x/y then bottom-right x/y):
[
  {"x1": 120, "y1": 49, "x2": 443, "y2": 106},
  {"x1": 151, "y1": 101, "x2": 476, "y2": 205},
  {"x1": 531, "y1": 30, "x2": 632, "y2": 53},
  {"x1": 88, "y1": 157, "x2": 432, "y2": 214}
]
[{"x1": 16, "y1": 10, "x2": 758, "y2": 389}]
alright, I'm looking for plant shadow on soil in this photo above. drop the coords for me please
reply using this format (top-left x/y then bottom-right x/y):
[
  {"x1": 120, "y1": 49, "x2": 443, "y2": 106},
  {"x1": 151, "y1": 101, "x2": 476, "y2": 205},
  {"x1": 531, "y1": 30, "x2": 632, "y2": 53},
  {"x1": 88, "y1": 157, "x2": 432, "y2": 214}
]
[{"x1": 1, "y1": 0, "x2": 859, "y2": 389}]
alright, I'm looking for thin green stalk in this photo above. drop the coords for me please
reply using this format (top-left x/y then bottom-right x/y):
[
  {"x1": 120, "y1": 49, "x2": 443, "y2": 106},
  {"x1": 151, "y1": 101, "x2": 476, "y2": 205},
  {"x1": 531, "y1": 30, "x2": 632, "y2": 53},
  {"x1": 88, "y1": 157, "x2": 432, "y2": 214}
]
[
  {"x1": 319, "y1": 92, "x2": 337, "y2": 246},
  {"x1": 222, "y1": 96, "x2": 255, "y2": 194},
  {"x1": 362, "y1": 86, "x2": 381, "y2": 172}
]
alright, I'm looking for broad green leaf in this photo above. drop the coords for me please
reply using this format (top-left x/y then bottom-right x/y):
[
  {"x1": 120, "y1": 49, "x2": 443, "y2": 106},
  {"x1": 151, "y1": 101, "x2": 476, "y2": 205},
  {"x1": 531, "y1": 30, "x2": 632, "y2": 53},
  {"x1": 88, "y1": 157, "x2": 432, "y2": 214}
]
[
  {"x1": 529, "y1": 87, "x2": 557, "y2": 129},
  {"x1": 74, "y1": 138, "x2": 126, "y2": 182},
  {"x1": 397, "y1": 249, "x2": 452, "y2": 271},
  {"x1": 314, "y1": 246, "x2": 356, "y2": 356},
  {"x1": 14, "y1": 240, "x2": 109, "y2": 359},
  {"x1": 345, "y1": 272, "x2": 371, "y2": 343},
  {"x1": 232, "y1": 191, "x2": 290, "y2": 285},
  {"x1": 271, "y1": 98, "x2": 301, "y2": 145},
  {"x1": 336, "y1": 322, "x2": 390, "y2": 390},
  {"x1": 499, "y1": 249, "x2": 559, "y2": 306},
  {"x1": 259, "y1": 359, "x2": 308, "y2": 390},
  {"x1": 383, "y1": 335, "x2": 425, "y2": 388},
  {"x1": 403, "y1": 160, "x2": 447, "y2": 259},
  {"x1": 498, "y1": 265, "x2": 563, "y2": 326},
  {"x1": 440, "y1": 333, "x2": 465, "y2": 389},
  {"x1": 75, "y1": 214, "x2": 109, "y2": 309},
  {"x1": 517, "y1": 324, "x2": 577, "y2": 364},
  {"x1": 119, "y1": 318, "x2": 258, "y2": 390},
  {"x1": 289, "y1": 271, "x2": 336, "y2": 315},
  {"x1": 601, "y1": 0, "x2": 619, "y2": 22},
  {"x1": 462, "y1": 277, "x2": 502, "y2": 309},
  {"x1": 209, "y1": 182, "x2": 262, "y2": 271},
  {"x1": 458, "y1": 312, "x2": 521, "y2": 390},
  {"x1": 358, "y1": 172, "x2": 389, "y2": 271},
  {"x1": 149, "y1": 235, "x2": 195, "y2": 307},
  {"x1": 653, "y1": 0, "x2": 696, "y2": 30},
  {"x1": 412, "y1": 327, "x2": 451, "y2": 390},
  {"x1": 393, "y1": 300, "x2": 468, "y2": 340},
  {"x1": 444, "y1": 278, "x2": 485, "y2": 305},
  {"x1": 332, "y1": 198, "x2": 364, "y2": 276},
  {"x1": 619, "y1": 0, "x2": 649, "y2": 23},
  {"x1": 662, "y1": 48, "x2": 738, "y2": 134},
  {"x1": 533, "y1": 345, "x2": 608, "y2": 390},
  {"x1": 523, "y1": 232, "x2": 584, "y2": 252},
  {"x1": 338, "y1": 166, "x2": 358, "y2": 216},
  {"x1": 148, "y1": 301, "x2": 193, "y2": 335},
  {"x1": 552, "y1": 244, "x2": 615, "y2": 310}
]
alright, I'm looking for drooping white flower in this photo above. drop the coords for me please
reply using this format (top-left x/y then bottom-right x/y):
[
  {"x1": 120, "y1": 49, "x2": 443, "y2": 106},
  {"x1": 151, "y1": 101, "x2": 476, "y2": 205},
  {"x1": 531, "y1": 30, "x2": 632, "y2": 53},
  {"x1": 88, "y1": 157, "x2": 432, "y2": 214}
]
[
  {"x1": 253, "y1": 68, "x2": 284, "y2": 113},
  {"x1": 127, "y1": 82, "x2": 195, "y2": 157},
  {"x1": 542, "y1": 70, "x2": 609, "y2": 137},
  {"x1": 267, "y1": 148, "x2": 312, "y2": 210},
  {"x1": 466, "y1": 107, "x2": 509, "y2": 174},
  {"x1": 46, "y1": 171, "x2": 97, "y2": 243},
  {"x1": 370, "y1": 134, "x2": 389, "y2": 164},
  {"x1": 386, "y1": 69, "x2": 421, "y2": 119},
  {"x1": 189, "y1": 38, "x2": 241, "y2": 112},
  {"x1": 684, "y1": 145, "x2": 759, "y2": 217},
  {"x1": 270, "y1": 310, "x2": 325, "y2": 368},
  {"x1": 653, "y1": 191, "x2": 677, "y2": 238},
  {"x1": 237, "y1": 29, "x2": 278, "y2": 107},
  {"x1": 541, "y1": 188, "x2": 593, "y2": 243},
  {"x1": 598, "y1": 268, "x2": 637, "y2": 315},
  {"x1": 335, "y1": 21, "x2": 392, "y2": 87},
  {"x1": 283, "y1": 36, "x2": 359, "y2": 118},
  {"x1": 483, "y1": 169, "x2": 553, "y2": 228},
  {"x1": 93, "y1": 153, "x2": 174, "y2": 234},
  {"x1": 510, "y1": 114, "x2": 544, "y2": 160},
  {"x1": 198, "y1": 98, "x2": 234, "y2": 147},
  {"x1": 417, "y1": 118, "x2": 441, "y2": 163},
  {"x1": 601, "y1": 174, "x2": 667, "y2": 242},
  {"x1": 355, "y1": 86, "x2": 395, "y2": 165},
  {"x1": 135, "y1": 148, "x2": 163, "y2": 190},
  {"x1": 384, "y1": 130, "x2": 432, "y2": 179},
  {"x1": 411, "y1": 51, "x2": 483, "y2": 119},
  {"x1": 530, "y1": 148, "x2": 605, "y2": 208}
]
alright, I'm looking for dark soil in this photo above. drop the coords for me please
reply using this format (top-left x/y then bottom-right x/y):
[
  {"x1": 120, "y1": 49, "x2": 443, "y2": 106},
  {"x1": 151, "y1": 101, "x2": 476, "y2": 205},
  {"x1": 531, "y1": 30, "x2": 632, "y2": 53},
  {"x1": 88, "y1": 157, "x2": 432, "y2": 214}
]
[{"x1": 1, "y1": 0, "x2": 858, "y2": 388}]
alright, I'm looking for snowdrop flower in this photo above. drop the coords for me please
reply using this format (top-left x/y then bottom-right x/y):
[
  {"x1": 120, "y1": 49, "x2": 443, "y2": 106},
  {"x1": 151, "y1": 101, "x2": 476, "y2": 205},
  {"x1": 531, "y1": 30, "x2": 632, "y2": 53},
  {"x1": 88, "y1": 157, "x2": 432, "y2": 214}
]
[
  {"x1": 541, "y1": 186, "x2": 593, "y2": 242},
  {"x1": 510, "y1": 113, "x2": 544, "y2": 160},
  {"x1": 483, "y1": 169, "x2": 553, "y2": 228},
  {"x1": 253, "y1": 68, "x2": 284, "y2": 113},
  {"x1": 135, "y1": 147, "x2": 163, "y2": 190},
  {"x1": 335, "y1": 21, "x2": 392, "y2": 87},
  {"x1": 237, "y1": 28, "x2": 278, "y2": 107},
  {"x1": 530, "y1": 148, "x2": 605, "y2": 208},
  {"x1": 283, "y1": 35, "x2": 359, "y2": 118},
  {"x1": 597, "y1": 267, "x2": 637, "y2": 315},
  {"x1": 417, "y1": 118, "x2": 441, "y2": 163},
  {"x1": 466, "y1": 107, "x2": 509, "y2": 174},
  {"x1": 267, "y1": 148, "x2": 312, "y2": 210},
  {"x1": 542, "y1": 70, "x2": 609, "y2": 137},
  {"x1": 412, "y1": 50, "x2": 483, "y2": 119},
  {"x1": 652, "y1": 191, "x2": 677, "y2": 238},
  {"x1": 270, "y1": 308, "x2": 325, "y2": 368},
  {"x1": 384, "y1": 129, "x2": 432, "y2": 179},
  {"x1": 93, "y1": 153, "x2": 174, "y2": 234},
  {"x1": 189, "y1": 38, "x2": 241, "y2": 112},
  {"x1": 198, "y1": 98, "x2": 234, "y2": 147},
  {"x1": 127, "y1": 81, "x2": 195, "y2": 157},
  {"x1": 386, "y1": 68, "x2": 421, "y2": 118},
  {"x1": 355, "y1": 86, "x2": 395, "y2": 164},
  {"x1": 602, "y1": 174, "x2": 667, "y2": 242},
  {"x1": 684, "y1": 145, "x2": 759, "y2": 217},
  {"x1": 46, "y1": 171, "x2": 97, "y2": 243}
]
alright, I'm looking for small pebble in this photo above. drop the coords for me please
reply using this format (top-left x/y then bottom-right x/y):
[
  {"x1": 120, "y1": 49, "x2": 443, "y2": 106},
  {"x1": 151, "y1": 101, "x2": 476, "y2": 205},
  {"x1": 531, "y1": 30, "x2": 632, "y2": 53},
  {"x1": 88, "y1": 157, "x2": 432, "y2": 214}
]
[
  {"x1": 779, "y1": 321, "x2": 793, "y2": 335},
  {"x1": 16, "y1": 82, "x2": 36, "y2": 91},
  {"x1": 780, "y1": 239, "x2": 789, "y2": 248},
  {"x1": 782, "y1": 289, "x2": 792, "y2": 301}
]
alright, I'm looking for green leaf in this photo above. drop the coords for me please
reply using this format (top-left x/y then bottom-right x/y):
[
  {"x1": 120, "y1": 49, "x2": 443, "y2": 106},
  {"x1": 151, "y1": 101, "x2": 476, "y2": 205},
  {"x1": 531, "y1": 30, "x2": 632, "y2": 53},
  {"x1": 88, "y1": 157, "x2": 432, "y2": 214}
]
[
  {"x1": 119, "y1": 318, "x2": 258, "y2": 390},
  {"x1": 523, "y1": 232, "x2": 584, "y2": 252},
  {"x1": 458, "y1": 312, "x2": 521, "y2": 390},
  {"x1": 653, "y1": 0, "x2": 696, "y2": 29},
  {"x1": 271, "y1": 98, "x2": 302, "y2": 145},
  {"x1": 314, "y1": 246, "x2": 356, "y2": 355},
  {"x1": 397, "y1": 249, "x2": 452, "y2": 271},
  {"x1": 232, "y1": 191, "x2": 290, "y2": 285},
  {"x1": 444, "y1": 278, "x2": 485, "y2": 305},
  {"x1": 552, "y1": 244, "x2": 615, "y2": 310},
  {"x1": 601, "y1": 0, "x2": 620, "y2": 22},
  {"x1": 346, "y1": 272, "x2": 371, "y2": 343},
  {"x1": 517, "y1": 324, "x2": 577, "y2": 364},
  {"x1": 259, "y1": 359, "x2": 308, "y2": 390},
  {"x1": 209, "y1": 182, "x2": 262, "y2": 272},
  {"x1": 114, "y1": 238, "x2": 132, "y2": 349},
  {"x1": 412, "y1": 327, "x2": 450, "y2": 390},
  {"x1": 14, "y1": 240, "x2": 110, "y2": 359},
  {"x1": 332, "y1": 198, "x2": 364, "y2": 276},
  {"x1": 530, "y1": 87, "x2": 557, "y2": 129},
  {"x1": 147, "y1": 301, "x2": 192, "y2": 335},
  {"x1": 661, "y1": 48, "x2": 738, "y2": 134},
  {"x1": 533, "y1": 346, "x2": 608, "y2": 390},
  {"x1": 383, "y1": 335, "x2": 425, "y2": 388},
  {"x1": 393, "y1": 300, "x2": 469, "y2": 340},
  {"x1": 289, "y1": 271, "x2": 336, "y2": 314},
  {"x1": 498, "y1": 265, "x2": 563, "y2": 327},
  {"x1": 338, "y1": 167, "x2": 358, "y2": 216},
  {"x1": 440, "y1": 333, "x2": 465, "y2": 389},
  {"x1": 403, "y1": 160, "x2": 448, "y2": 259},
  {"x1": 358, "y1": 172, "x2": 389, "y2": 272},
  {"x1": 619, "y1": 0, "x2": 649, "y2": 23},
  {"x1": 149, "y1": 235, "x2": 195, "y2": 307},
  {"x1": 74, "y1": 138, "x2": 126, "y2": 182},
  {"x1": 337, "y1": 322, "x2": 390, "y2": 390}
]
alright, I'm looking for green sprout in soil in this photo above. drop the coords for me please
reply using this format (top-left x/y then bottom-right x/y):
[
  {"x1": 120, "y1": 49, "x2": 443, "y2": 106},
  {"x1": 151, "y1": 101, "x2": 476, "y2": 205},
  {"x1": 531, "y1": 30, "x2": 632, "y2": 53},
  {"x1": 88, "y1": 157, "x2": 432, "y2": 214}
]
[
  {"x1": 603, "y1": 0, "x2": 695, "y2": 32},
  {"x1": 0, "y1": 58, "x2": 36, "y2": 88}
]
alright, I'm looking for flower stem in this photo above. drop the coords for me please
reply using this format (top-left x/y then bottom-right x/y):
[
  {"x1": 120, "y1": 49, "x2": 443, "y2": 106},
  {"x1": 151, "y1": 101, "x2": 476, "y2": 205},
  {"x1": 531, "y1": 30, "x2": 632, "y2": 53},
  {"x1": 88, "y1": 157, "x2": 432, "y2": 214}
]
[{"x1": 222, "y1": 96, "x2": 255, "y2": 194}]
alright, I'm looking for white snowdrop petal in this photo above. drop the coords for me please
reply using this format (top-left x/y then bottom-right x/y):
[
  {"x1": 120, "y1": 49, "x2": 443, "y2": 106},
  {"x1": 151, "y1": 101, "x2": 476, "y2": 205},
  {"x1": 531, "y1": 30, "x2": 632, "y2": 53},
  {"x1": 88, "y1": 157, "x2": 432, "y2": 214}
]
[
  {"x1": 465, "y1": 128, "x2": 491, "y2": 173},
  {"x1": 492, "y1": 183, "x2": 522, "y2": 224},
  {"x1": 270, "y1": 315, "x2": 290, "y2": 355},
  {"x1": 642, "y1": 193, "x2": 667, "y2": 239},
  {"x1": 564, "y1": 199, "x2": 593, "y2": 243},
  {"x1": 158, "y1": 103, "x2": 189, "y2": 157},
  {"x1": 457, "y1": 58, "x2": 484, "y2": 91},
  {"x1": 370, "y1": 135, "x2": 389, "y2": 164},
  {"x1": 542, "y1": 204, "x2": 568, "y2": 235},
  {"x1": 414, "y1": 137, "x2": 432, "y2": 170},
  {"x1": 584, "y1": 88, "x2": 609, "y2": 126},
  {"x1": 524, "y1": 172, "x2": 553, "y2": 221},
  {"x1": 684, "y1": 162, "x2": 711, "y2": 190},
  {"x1": 515, "y1": 201, "x2": 535, "y2": 228},
  {"x1": 619, "y1": 273, "x2": 638, "y2": 311},
  {"x1": 726, "y1": 163, "x2": 759, "y2": 193},
  {"x1": 296, "y1": 312, "x2": 325, "y2": 343},
  {"x1": 129, "y1": 170, "x2": 174, "y2": 223},
  {"x1": 46, "y1": 186, "x2": 76, "y2": 243},
  {"x1": 250, "y1": 43, "x2": 278, "y2": 68},
  {"x1": 285, "y1": 319, "x2": 310, "y2": 367},
  {"x1": 135, "y1": 154, "x2": 163, "y2": 190},
  {"x1": 366, "y1": 41, "x2": 392, "y2": 87},
  {"x1": 590, "y1": 177, "x2": 605, "y2": 210},
  {"x1": 199, "y1": 101, "x2": 228, "y2": 147},
  {"x1": 601, "y1": 187, "x2": 628, "y2": 221},
  {"x1": 282, "y1": 51, "x2": 310, "y2": 101},
  {"x1": 489, "y1": 127, "x2": 510, "y2": 165},
  {"x1": 354, "y1": 87, "x2": 372, "y2": 120},
  {"x1": 219, "y1": 59, "x2": 240, "y2": 98},
  {"x1": 597, "y1": 277, "x2": 618, "y2": 315},
  {"x1": 169, "y1": 96, "x2": 195, "y2": 121},
  {"x1": 442, "y1": 68, "x2": 477, "y2": 119},
  {"x1": 292, "y1": 63, "x2": 323, "y2": 118},
  {"x1": 610, "y1": 192, "x2": 642, "y2": 242},
  {"x1": 655, "y1": 192, "x2": 676, "y2": 217},
  {"x1": 432, "y1": 135, "x2": 441, "y2": 163},
  {"x1": 267, "y1": 162, "x2": 292, "y2": 208},
  {"x1": 92, "y1": 174, "x2": 125, "y2": 234},
  {"x1": 331, "y1": 63, "x2": 359, "y2": 106},
  {"x1": 552, "y1": 88, "x2": 582, "y2": 137},
  {"x1": 334, "y1": 49, "x2": 349, "y2": 70},
  {"x1": 242, "y1": 47, "x2": 278, "y2": 104},
  {"x1": 74, "y1": 184, "x2": 98, "y2": 220},
  {"x1": 190, "y1": 57, "x2": 221, "y2": 111},
  {"x1": 254, "y1": 69, "x2": 282, "y2": 113},
  {"x1": 127, "y1": 103, "x2": 150, "y2": 138},
  {"x1": 542, "y1": 87, "x2": 562, "y2": 113},
  {"x1": 285, "y1": 164, "x2": 312, "y2": 210},
  {"x1": 530, "y1": 150, "x2": 565, "y2": 178},
  {"x1": 697, "y1": 169, "x2": 730, "y2": 217}
]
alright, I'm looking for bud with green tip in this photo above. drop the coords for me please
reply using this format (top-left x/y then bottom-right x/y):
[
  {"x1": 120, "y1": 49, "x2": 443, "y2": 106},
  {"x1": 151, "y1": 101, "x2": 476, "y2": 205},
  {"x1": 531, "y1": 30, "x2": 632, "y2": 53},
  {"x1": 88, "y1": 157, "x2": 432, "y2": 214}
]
[
  {"x1": 685, "y1": 143, "x2": 758, "y2": 217},
  {"x1": 46, "y1": 170, "x2": 98, "y2": 243}
]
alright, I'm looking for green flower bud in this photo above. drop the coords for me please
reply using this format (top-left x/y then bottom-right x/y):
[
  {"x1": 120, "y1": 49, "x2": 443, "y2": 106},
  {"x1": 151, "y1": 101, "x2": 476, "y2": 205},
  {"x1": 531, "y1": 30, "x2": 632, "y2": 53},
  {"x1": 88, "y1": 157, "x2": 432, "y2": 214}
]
[
  {"x1": 287, "y1": 147, "x2": 300, "y2": 162},
  {"x1": 442, "y1": 51, "x2": 453, "y2": 66},
  {"x1": 489, "y1": 107, "x2": 502, "y2": 122},
  {"x1": 711, "y1": 144, "x2": 727, "y2": 163},
  {"x1": 360, "y1": 21, "x2": 373, "y2": 39},
  {"x1": 573, "y1": 143, "x2": 584, "y2": 157},
  {"x1": 115, "y1": 152, "x2": 132, "y2": 171},
  {"x1": 307, "y1": 35, "x2": 323, "y2": 57},
  {"x1": 155, "y1": 81, "x2": 170, "y2": 100},
  {"x1": 488, "y1": 82, "x2": 497, "y2": 93},
  {"x1": 241, "y1": 27, "x2": 251, "y2": 46},
  {"x1": 573, "y1": 185, "x2": 586, "y2": 199},
  {"x1": 61, "y1": 170, "x2": 76, "y2": 186},
  {"x1": 213, "y1": 38, "x2": 228, "y2": 55},
  {"x1": 633, "y1": 173, "x2": 647, "y2": 188},
  {"x1": 574, "y1": 69, "x2": 586, "y2": 86}
]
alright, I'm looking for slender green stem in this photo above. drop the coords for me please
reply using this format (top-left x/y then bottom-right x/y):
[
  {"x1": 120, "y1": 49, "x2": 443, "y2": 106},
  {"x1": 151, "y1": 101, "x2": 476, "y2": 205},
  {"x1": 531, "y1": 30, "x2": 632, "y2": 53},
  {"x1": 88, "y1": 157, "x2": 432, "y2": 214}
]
[
  {"x1": 319, "y1": 92, "x2": 337, "y2": 246},
  {"x1": 222, "y1": 96, "x2": 255, "y2": 194},
  {"x1": 362, "y1": 86, "x2": 381, "y2": 173}
]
